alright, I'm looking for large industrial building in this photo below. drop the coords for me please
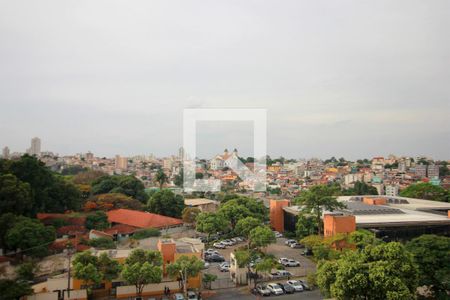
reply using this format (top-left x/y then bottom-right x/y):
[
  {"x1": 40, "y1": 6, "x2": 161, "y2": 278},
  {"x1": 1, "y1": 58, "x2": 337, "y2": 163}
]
[{"x1": 270, "y1": 195, "x2": 450, "y2": 240}]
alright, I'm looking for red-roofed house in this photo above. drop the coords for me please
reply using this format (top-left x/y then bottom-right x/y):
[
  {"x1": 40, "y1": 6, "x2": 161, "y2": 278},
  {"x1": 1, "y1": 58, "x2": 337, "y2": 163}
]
[{"x1": 107, "y1": 209, "x2": 183, "y2": 229}]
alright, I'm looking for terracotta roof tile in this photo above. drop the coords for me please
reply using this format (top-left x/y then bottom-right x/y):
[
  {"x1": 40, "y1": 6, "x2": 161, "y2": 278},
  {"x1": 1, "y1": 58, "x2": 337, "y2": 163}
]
[{"x1": 107, "y1": 209, "x2": 183, "y2": 229}]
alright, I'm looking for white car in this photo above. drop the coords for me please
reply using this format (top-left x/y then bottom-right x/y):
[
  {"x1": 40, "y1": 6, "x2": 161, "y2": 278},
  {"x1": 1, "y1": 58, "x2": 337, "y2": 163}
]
[
  {"x1": 221, "y1": 239, "x2": 235, "y2": 246},
  {"x1": 219, "y1": 262, "x2": 230, "y2": 272},
  {"x1": 187, "y1": 291, "x2": 198, "y2": 300},
  {"x1": 273, "y1": 231, "x2": 283, "y2": 238},
  {"x1": 173, "y1": 293, "x2": 185, "y2": 300},
  {"x1": 278, "y1": 257, "x2": 289, "y2": 264},
  {"x1": 267, "y1": 283, "x2": 284, "y2": 295},
  {"x1": 287, "y1": 280, "x2": 304, "y2": 292},
  {"x1": 285, "y1": 239, "x2": 296, "y2": 245},
  {"x1": 213, "y1": 242, "x2": 226, "y2": 249},
  {"x1": 282, "y1": 259, "x2": 300, "y2": 267},
  {"x1": 270, "y1": 270, "x2": 292, "y2": 278}
]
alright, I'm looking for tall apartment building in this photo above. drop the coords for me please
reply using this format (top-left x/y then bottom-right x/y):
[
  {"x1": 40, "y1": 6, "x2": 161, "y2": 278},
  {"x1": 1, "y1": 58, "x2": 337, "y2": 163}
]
[
  {"x1": 427, "y1": 164, "x2": 439, "y2": 179},
  {"x1": 385, "y1": 185, "x2": 399, "y2": 196},
  {"x1": 115, "y1": 155, "x2": 128, "y2": 170},
  {"x1": 415, "y1": 164, "x2": 427, "y2": 178},
  {"x1": 2, "y1": 146, "x2": 10, "y2": 159},
  {"x1": 27, "y1": 137, "x2": 41, "y2": 156},
  {"x1": 85, "y1": 152, "x2": 94, "y2": 160}
]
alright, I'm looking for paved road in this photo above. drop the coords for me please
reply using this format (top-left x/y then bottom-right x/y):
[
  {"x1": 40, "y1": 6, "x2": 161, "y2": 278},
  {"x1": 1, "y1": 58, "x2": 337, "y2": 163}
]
[{"x1": 210, "y1": 288, "x2": 323, "y2": 300}]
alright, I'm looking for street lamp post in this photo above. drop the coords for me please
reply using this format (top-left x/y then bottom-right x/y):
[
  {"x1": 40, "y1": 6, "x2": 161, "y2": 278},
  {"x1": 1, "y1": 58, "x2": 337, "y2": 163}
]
[{"x1": 66, "y1": 243, "x2": 75, "y2": 299}]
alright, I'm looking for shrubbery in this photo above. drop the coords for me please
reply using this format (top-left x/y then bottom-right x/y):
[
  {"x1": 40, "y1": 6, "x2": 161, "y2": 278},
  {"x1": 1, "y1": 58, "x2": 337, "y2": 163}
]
[{"x1": 132, "y1": 228, "x2": 161, "y2": 240}]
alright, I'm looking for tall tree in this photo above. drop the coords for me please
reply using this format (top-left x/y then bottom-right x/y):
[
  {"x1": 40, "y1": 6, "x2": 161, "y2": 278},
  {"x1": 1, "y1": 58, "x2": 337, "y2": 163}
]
[
  {"x1": 399, "y1": 182, "x2": 449, "y2": 202},
  {"x1": 147, "y1": 189, "x2": 184, "y2": 218},
  {"x1": 0, "y1": 174, "x2": 32, "y2": 216},
  {"x1": 317, "y1": 242, "x2": 418, "y2": 299},
  {"x1": 0, "y1": 279, "x2": 33, "y2": 300},
  {"x1": 85, "y1": 211, "x2": 109, "y2": 230},
  {"x1": 91, "y1": 175, "x2": 148, "y2": 202},
  {"x1": 406, "y1": 234, "x2": 450, "y2": 299},
  {"x1": 249, "y1": 226, "x2": 276, "y2": 249},
  {"x1": 195, "y1": 212, "x2": 229, "y2": 238},
  {"x1": 154, "y1": 169, "x2": 168, "y2": 190},
  {"x1": 5, "y1": 217, "x2": 55, "y2": 257},
  {"x1": 121, "y1": 249, "x2": 163, "y2": 296},
  {"x1": 294, "y1": 185, "x2": 345, "y2": 235},
  {"x1": 166, "y1": 255, "x2": 203, "y2": 296},
  {"x1": 295, "y1": 214, "x2": 318, "y2": 239},
  {"x1": 181, "y1": 207, "x2": 201, "y2": 225},
  {"x1": 235, "y1": 217, "x2": 262, "y2": 239}
]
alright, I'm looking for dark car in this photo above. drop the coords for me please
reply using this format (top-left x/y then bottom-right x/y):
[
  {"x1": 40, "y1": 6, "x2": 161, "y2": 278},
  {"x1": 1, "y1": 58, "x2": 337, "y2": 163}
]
[
  {"x1": 205, "y1": 254, "x2": 225, "y2": 262},
  {"x1": 302, "y1": 248, "x2": 313, "y2": 256},
  {"x1": 277, "y1": 282, "x2": 295, "y2": 294}
]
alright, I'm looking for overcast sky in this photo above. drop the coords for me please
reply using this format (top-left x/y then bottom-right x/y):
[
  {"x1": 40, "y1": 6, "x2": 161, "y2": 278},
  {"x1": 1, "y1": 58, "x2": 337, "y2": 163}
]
[{"x1": 0, "y1": 0, "x2": 449, "y2": 160}]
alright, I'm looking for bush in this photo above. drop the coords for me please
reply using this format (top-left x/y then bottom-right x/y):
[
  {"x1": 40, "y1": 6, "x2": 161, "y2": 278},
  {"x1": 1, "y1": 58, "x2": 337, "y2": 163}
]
[
  {"x1": 132, "y1": 228, "x2": 161, "y2": 240},
  {"x1": 88, "y1": 237, "x2": 116, "y2": 249}
]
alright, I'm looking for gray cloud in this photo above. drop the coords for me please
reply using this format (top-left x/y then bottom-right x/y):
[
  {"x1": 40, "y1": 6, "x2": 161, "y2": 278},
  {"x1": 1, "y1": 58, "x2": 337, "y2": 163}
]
[{"x1": 0, "y1": 0, "x2": 449, "y2": 159}]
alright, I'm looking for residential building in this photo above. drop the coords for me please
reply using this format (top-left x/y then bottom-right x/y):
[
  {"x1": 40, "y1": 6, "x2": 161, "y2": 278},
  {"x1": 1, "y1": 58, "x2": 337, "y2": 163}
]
[
  {"x1": 184, "y1": 198, "x2": 219, "y2": 212},
  {"x1": 427, "y1": 164, "x2": 439, "y2": 179},
  {"x1": 1, "y1": 146, "x2": 9, "y2": 159},
  {"x1": 385, "y1": 185, "x2": 399, "y2": 196},
  {"x1": 27, "y1": 137, "x2": 41, "y2": 156},
  {"x1": 415, "y1": 164, "x2": 427, "y2": 178},
  {"x1": 114, "y1": 155, "x2": 128, "y2": 171}
]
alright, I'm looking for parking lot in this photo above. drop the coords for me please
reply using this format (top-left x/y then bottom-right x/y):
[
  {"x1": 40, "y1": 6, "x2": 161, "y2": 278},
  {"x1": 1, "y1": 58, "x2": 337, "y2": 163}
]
[{"x1": 202, "y1": 236, "x2": 316, "y2": 282}]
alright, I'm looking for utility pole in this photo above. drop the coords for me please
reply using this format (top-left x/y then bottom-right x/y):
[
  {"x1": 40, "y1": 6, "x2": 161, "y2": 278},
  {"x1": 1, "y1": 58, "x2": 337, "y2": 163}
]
[{"x1": 66, "y1": 243, "x2": 75, "y2": 299}]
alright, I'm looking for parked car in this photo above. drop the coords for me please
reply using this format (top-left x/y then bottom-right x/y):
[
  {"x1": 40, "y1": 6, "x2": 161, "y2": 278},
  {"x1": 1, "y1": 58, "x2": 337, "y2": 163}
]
[
  {"x1": 173, "y1": 293, "x2": 185, "y2": 300},
  {"x1": 273, "y1": 231, "x2": 283, "y2": 238},
  {"x1": 234, "y1": 236, "x2": 244, "y2": 242},
  {"x1": 205, "y1": 254, "x2": 225, "y2": 262},
  {"x1": 282, "y1": 259, "x2": 300, "y2": 267},
  {"x1": 299, "y1": 279, "x2": 311, "y2": 290},
  {"x1": 187, "y1": 291, "x2": 198, "y2": 300},
  {"x1": 290, "y1": 242, "x2": 303, "y2": 248},
  {"x1": 270, "y1": 270, "x2": 292, "y2": 279},
  {"x1": 219, "y1": 262, "x2": 230, "y2": 272},
  {"x1": 267, "y1": 283, "x2": 284, "y2": 295},
  {"x1": 213, "y1": 242, "x2": 226, "y2": 249},
  {"x1": 205, "y1": 248, "x2": 219, "y2": 255},
  {"x1": 287, "y1": 280, "x2": 305, "y2": 292},
  {"x1": 255, "y1": 284, "x2": 271, "y2": 296},
  {"x1": 202, "y1": 260, "x2": 210, "y2": 269},
  {"x1": 285, "y1": 239, "x2": 297, "y2": 246},
  {"x1": 278, "y1": 257, "x2": 289, "y2": 264},
  {"x1": 221, "y1": 239, "x2": 235, "y2": 246},
  {"x1": 277, "y1": 282, "x2": 295, "y2": 294}
]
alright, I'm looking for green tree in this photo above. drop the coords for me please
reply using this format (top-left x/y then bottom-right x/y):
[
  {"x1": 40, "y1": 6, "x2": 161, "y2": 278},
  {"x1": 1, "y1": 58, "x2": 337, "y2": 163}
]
[
  {"x1": 125, "y1": 248, "x2": 162, "y2": 266},
  {"x1": 98, "y1": 252, "x2": 121, "y2": 281},
  {"x1": 0, "y1": 213, "x2": 19, "y2": 249},
  {"x1": 5, "y1": 217, "x2": 55, "y2": 257},
  {"x1": 154, "y1": 169, "x2": 168, "y2": 190},
  {"x1": 348, "y1": 229, "x2": 380, "y2": 250},
  {"x1": 294, "y1": 185, "x2": 345, "y2": 235},
  {"x1": 0, "y1": 174, "x2": 32, "y2": 216},
  {"x1": 317, "y1": 242, "x2": 418, "y2": 300},
  {"x1": 253, "y1": 256, "x2": 278, "y2": 288},
  {"x1": 17, "y1": 262, "x2": 36, "y2": 281},
  {"x1": 147, "y1": 189, "x2": 184, "y2": 218},
  {"x1": 295, "y1": 214, "x2": 318, "y2": 239},
  {"x1": 88, "y1": 238, "x2": 115, "y2": 249},
  {"x1": 195, "y1": 212, "x2": 229, "y2": 238},
  {"x1": 406, "y1": 234, "x2": 450, "y2": 299},
  {"x1": 218, "y1": 201, "x2": 252, "y2": 230},
  {"x1": 166, "y1": 255, "x2": 203, "y2": 296},
  {"x1": 203, "y1": 273, "x2": 218, "y2": 290},
  {"x1": 249, "y1": 226, "x2": 275, "y2": 249},
  {"x1": 342, "y1": 181, "x2": 378, "y2": 196},
  {"x1": 73, "y1": 251, "x2": 120, "y2": 294},
  {"x1": 91, "y1": 175, "x2": 148, "y2": 202},
  {"x1": 85, "y1": 211, "x2": 109, "y2": 230},
  {"x1": 399, "y1": 182, "x2": 449, "y2": 202},
  {"x1": 181, "y1": 207, "x2": 201, "y2": 225},
  {"x1": 235, "y1": 217, "x2": 262, "y2": 239},
  {"x1": 0, "y1": 279, "x2": 33, "y2": 300},
  {"x1": 122, "y1": 262, "x2": 162, "y2": 296}
]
